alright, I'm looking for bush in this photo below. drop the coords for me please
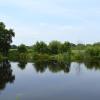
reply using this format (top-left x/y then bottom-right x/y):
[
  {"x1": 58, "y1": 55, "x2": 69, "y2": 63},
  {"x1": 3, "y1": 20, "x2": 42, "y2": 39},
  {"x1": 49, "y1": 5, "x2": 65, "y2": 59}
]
[
  {"x1": 48, "y1": 41, "x2": 62, "y2": 54},
  {"x1": 85, "y1": 46, "x2": 100, "y2": 59},
  {"x1": 8, "y1": 50, "x2": 18, "y2": 61},
  {"x1": 18, "y1": 44, "x2": 27, "y2": 53},
  {"x1": 18, "y1": 53, "x2": 29, "y2": 61},
  {"x1": 33, "y1": 53, "x2": 50, "y2": 62},
  {"x1": 33, "y1": 41, "x2": 48, "y2": 54},
  {"x1": 71, "y1": 50, "x2": 85, "y2": 61}
]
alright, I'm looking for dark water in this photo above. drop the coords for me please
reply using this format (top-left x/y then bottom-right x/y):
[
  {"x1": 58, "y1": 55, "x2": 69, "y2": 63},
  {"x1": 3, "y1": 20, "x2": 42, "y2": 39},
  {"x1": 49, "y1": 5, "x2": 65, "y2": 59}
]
[{"x1": 0, "y1": 60, "x2": 100, "y2": 100}]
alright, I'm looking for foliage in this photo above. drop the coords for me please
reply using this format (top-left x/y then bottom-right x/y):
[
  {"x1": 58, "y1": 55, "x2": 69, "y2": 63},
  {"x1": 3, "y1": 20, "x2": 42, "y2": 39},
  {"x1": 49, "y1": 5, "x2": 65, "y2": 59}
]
[
  {"x1": 33, "y1": 41, "x2": 71, "y2": 54},
  {"x1": 33, "y1": 53, "x2": 50, "y2": 62},
  {"x1": 33, "y1": 41, "x2": 48, "y2": 54},
  {"x1": 11, "y1": 45, "x2": 18, "y2": 49},
  {"x1": 71, "y1": 50, "x2": 85, "y2": 61},
  {"x1": 33, "y1": 52, "x2": 71, "y2": 64},
  {"x1": 48, "y1": 40, "x2": 62, "y2": 54},
  {"x1": 72, "y1": 43, "x2": 86, "y2": 50},
  {"x1": 0, "y1": 22, "x2": 15, "y2": 56},
  {"x1": 93, "y1": 42, "x2": 100, "y2": 46},
  {"x1": 85, "y1": 46, "x2": 100, "y2": 59},
  {"x1": 18, "y1": 53, "x2": 29, "y2": 61},
  {"x1": 17, "y1": 44, "x2": 27, "y2": 53},
  {"x1": 52, "y1": 53, "x2": 70, "y2": 63},
  {"x1": 8, "y1": 40, "x2": 100, "y2": 62},
  {"x1": 8, "y1": 49, "x2": 18, "y2": 61},
  {"x1": 0, "y1": 53, "x2": 3, "y2": 62},
  {"x1": 61, "y1": 41, "x2": 71, "y2": 53}
]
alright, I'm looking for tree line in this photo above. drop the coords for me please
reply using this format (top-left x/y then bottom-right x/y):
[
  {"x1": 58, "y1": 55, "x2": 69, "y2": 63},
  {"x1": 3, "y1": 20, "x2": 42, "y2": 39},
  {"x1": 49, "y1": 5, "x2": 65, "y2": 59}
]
[{"x1": 0, "y1": 22, "x2": 100, "y2": 61}]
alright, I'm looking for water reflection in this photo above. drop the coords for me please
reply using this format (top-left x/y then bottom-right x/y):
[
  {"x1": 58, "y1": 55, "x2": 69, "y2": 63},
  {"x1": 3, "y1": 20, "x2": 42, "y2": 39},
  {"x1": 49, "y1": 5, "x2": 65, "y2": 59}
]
[
  {"x1": 1, "y1": 58, "x2": 100, "y2": 100},
  {"x1": 85, "y1": 60, "x2": 100, "y2": 70},
  {"x1": 0, "y1": 60, "x2": 15, "y2": 91},
  {"x1": 15, "y1": 58, "x2": 100, "y2": 73},
  {"x1": 18, "y1": 60, "x2": 27, "y2": 70},
  {"x1": 33, "y1": 59, "x2": 100, "y2": 73},
  {"x1": 33, "y1": 61, "x2": 71, "y2": 73},
  {"x1": 33, "y1": 61, "x2": 48, "y2": 73}
]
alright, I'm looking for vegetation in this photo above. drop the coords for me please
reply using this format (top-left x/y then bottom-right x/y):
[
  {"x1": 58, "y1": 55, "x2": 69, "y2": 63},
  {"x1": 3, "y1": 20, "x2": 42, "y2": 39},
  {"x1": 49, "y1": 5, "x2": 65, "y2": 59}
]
[
  {"x1": 17, "y1": 44, "x2": 28, "y2": 53},
  {"x1": 33, "y1": 41, "x2": 48, "y2": 54},
  {"x1": 85, "y1": 46, "x2": 100, "y2": 60},
  {"x1": 48, "y1": 41, "x2": 62, "y2": 54},
  {"x1": 0, "y1": 53, "x2": 3, "y2": 62},
  {"x1": 8, "y1": 41, "x2": 100, "y2": 63},
  {"x1": 8, "y1": 49, "x2": 18, "y2": 61},
  {"x1": 0, "y1": 22, "x2": 15, "y2": 57},
  {"x1": 0, "y1": 22, "x2": 100, "y2": 63},
  {"x1": 32, "y1": 41, "x2": 71, "y2": 64}
]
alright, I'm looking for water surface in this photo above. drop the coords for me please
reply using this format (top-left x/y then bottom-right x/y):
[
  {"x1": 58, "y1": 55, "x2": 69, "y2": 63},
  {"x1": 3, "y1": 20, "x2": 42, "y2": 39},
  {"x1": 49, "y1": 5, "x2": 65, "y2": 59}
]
[{"x1": 0, "y1": 61, "x2": 100, "y2": 100}]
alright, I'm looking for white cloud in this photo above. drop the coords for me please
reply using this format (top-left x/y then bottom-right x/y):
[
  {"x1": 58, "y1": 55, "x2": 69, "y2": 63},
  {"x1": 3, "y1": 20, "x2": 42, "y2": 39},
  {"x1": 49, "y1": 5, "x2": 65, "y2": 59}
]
[{"x1": 0, "y1": 0, "x2": 100, "y2": 45}]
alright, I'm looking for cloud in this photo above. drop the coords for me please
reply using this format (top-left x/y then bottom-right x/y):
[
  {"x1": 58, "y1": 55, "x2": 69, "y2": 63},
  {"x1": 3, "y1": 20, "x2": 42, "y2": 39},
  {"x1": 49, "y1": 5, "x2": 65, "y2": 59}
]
[{"x1": 0, "y1": 0, "x2": 100, "y2": 45}]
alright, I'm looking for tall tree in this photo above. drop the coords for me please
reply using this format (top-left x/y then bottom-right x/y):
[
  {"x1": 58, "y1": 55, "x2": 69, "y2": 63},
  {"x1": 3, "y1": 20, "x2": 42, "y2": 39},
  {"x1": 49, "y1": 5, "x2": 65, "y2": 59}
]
[{"x1": 0, "y1": 22, "x2": 15, "y2": 56}]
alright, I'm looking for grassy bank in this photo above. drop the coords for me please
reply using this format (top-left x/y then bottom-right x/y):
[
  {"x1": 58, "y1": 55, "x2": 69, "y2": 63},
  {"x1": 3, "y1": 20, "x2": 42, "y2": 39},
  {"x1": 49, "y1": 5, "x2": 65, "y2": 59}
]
[{"x1": 8, "y1": 48, "x2": 100, "y2": 63}]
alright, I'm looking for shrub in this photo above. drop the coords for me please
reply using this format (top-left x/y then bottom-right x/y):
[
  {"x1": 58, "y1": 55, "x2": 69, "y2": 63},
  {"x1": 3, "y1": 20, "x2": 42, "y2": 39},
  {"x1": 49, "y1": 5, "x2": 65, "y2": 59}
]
[
  {"x1": 18, "y1": 44, "x2": 27, "y2": 53},
  {"x1": 33, "y1": 53, "x2": 50, "y2": 62},
  {"x1": 85, "y1": 47, "x2": 100, "y2": 59}
]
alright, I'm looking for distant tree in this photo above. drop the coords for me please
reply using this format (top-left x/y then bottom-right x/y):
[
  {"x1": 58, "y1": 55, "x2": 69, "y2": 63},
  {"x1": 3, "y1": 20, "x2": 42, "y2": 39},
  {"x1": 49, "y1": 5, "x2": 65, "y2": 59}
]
[
  {"x1": 86, "y1": 44, "x2": 92, "y2": 47},
  {"x1": 11, "y1": 45, "x2": 17, "y2": 49},
  {"x1": 61, "y1": 41, "x2": 71, "y2": 53},
  {"x1": 76, "y1": 43, "x2": 85, "y2": 50},
  {"x1": 0, "y1": 22, "x2": 15, "y2": 56},
  {"x1": 93, "y1": 42, "x2": 100, "y2": 46},
  {"x1": 49, "y1": 41, "x2": 61, "y2": 54},
  {"x1": 70, "y1": 43, "x2": 76, "y2": 47},
  {"x1": 85, "y1": 46, "x2": 100, "y2": 58},
  {"x1": 17, "y1": 44, "x2": 27, "y2": 53},
  {"x1": 33, "y1": 41, "x2": 48, "y2": 53}
]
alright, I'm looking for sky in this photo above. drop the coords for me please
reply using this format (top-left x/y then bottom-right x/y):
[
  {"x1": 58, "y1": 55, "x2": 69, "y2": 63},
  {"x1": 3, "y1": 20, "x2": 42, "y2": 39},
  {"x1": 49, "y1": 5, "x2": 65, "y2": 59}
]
[{"x1": 0, "y1": 0, "x2": 100, "y2": 45}]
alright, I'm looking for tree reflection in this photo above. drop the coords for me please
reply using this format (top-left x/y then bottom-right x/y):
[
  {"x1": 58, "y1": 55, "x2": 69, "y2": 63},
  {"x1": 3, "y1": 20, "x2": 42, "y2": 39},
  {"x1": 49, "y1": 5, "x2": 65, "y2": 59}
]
[
  {"x1": 33, "y1": 61, "x2": 48, "y2": 73},
  {"x1": 48, "y1": 62, "x2": 70, "y2": 73},
  {"x1": 0, "y1": 60, "x2": 15, "y2": 91},
  {"x1": 85, "y1": 59, "x2": 100, "y2": 70},
  {"x1": 18, "y1": 60, "x2": 27, "y2": 70},
  {"x1": 33, "y1": 61, "x2": 71, "y2": 73}
]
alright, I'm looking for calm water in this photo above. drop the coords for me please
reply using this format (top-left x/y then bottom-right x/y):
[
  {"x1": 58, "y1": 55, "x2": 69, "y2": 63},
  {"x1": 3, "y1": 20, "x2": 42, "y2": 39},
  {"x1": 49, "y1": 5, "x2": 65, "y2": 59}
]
[{"x1": 0, "y1": 61, "x2": 100, "y2": 100}]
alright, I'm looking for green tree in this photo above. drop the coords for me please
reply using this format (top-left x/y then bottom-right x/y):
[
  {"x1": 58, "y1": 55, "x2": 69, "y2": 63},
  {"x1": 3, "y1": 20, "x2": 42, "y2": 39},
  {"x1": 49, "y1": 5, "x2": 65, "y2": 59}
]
[
  {"x1": 48, "y1": 41, "x2": 62, "y2": 54},
  {"x1": 17, "y1": 44, "x2": 27, "y2": 53},
  {"x1": 33, "y1": 41, "x2": 48, "y2": 53},
  {"x1": 76, "y1": 43, "x2": 85, "y2": 50},
  {"x1": 93, "y1": 42, "x2": 100, "y2": 46},
  {"x1": 85, "y1": 46, "x2": 100, "y2": 59},
  {"x1": 11, "y1": 45, "x2": 17, "y2": 49},
  {"x1": 0, "y1": 22, "x2": 15, "y2": 56},
  {"x1": 61, "y1": 41, "x2": 71, "y2": 53}
]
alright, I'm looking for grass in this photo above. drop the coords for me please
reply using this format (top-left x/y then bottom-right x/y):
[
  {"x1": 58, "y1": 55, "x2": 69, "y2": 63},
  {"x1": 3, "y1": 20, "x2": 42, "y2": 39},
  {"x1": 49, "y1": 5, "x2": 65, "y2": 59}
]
[{"x1": 8, "y1": 48, "x2": 100, "y2": 62}]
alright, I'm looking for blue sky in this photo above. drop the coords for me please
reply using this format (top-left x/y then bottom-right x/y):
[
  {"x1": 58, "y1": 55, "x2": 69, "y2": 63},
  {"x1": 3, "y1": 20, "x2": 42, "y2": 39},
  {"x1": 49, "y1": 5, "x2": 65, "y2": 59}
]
[{"x1": 0, "y1": 0, "x2": 100, "y2": 45}]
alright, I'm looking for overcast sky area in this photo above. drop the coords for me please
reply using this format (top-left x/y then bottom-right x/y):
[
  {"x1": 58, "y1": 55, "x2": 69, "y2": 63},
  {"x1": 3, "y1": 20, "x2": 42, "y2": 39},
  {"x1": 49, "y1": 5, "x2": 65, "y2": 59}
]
[{"x1": 0, "y1": 0, "x2": 100, "y2": 45}]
